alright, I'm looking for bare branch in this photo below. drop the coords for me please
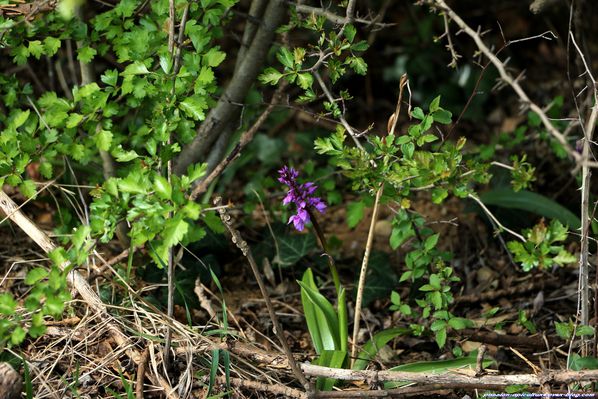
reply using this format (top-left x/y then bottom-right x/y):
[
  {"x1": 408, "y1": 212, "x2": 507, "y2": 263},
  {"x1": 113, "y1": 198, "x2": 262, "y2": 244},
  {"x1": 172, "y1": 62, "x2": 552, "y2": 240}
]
[{"x1": 427, "y1": 0, "x2": 581, "y2": 163}]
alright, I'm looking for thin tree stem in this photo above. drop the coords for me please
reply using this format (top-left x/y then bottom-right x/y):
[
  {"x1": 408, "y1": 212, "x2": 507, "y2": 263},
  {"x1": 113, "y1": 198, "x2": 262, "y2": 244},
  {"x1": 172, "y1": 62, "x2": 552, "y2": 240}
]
[{"x1": 350, "y1": 183, "x2": 383, "y2": 366}]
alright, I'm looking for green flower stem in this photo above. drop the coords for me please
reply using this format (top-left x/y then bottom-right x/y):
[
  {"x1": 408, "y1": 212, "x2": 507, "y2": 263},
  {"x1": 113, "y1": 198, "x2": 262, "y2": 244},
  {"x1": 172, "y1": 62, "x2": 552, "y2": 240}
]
[{"x1": 307, "y1": 208, "x2": 341, "y2": 298}]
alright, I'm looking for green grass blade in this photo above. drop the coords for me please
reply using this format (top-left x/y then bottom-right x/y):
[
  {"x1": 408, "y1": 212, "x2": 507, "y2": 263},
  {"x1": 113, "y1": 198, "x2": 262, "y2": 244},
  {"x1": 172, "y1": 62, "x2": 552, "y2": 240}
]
[
  {"x1": 480, "y1": 189, "x2": 581, "y2": 229},
  {"x1": 385, "y1": 351, "x2": 494, "y2": 388},
  {"x1": 352, "y1": 327, "x2": 411, "y2": 371},
  {"x1": 208, "y1": 349, "x2": 220, "y2": 397}
]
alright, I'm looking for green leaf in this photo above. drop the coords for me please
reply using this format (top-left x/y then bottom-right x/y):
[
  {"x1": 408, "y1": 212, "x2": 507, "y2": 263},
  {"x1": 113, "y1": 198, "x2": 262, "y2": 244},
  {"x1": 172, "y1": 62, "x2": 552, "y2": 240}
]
[
  {"x1": 186, "y1": 163, "x2": 207, "y2": 183},
  {"x1": 297, "y1": 73, "x2": 313, "y2": 89},
  {"x1": 0, "y1": 293, "x2": 17, "y2": 315},
  {"x1": 101, "y1": 69, "x2": 119, "y2": 87},
  {"x1": 298, "y1": 279, "x2": 340, "y2": 351},
  {"x1": 480, "y1": 189, "x2": 581, "y2": 230},
  {"x1": 278, "y1": 234, "x2": 316, "y2": 266},
  {"x1": 448, "y1": 317, "x2": 472, "y2": 330},
  {"x1": 95, "y1": 129, "x2": 113, "y2": 151},
  {"x1": 348, "y1": 56, "x2": 367, "y2": 75},
  {"x1": 555, "y1": 321, "x2": 572, "y2": 340},
  {"x1": 162, "y1": 215, "x2": 189, "y2": 248},
  {"x1": 20, "y1": 180, "x2": 37, "y2": 199},
  {"x1": 429, "y1": 96, "x2": 441, "y2": 112},
  {"x1": 13, "y1": 109, "x2": 30, "y2": 128},
  {"x1": 11, "y1": 326, "x2": 27, "y2": 345},
  {"x1": 43, "y1": 37, "x2": 61, "y2": 56},
  {"x1": 77, "y1": 46, "x2": 97, "y2": 63},
  {"x1": 159, "y1": 54, "x2": 172, "y2": 73},
  {"x1": 112, "y1": 145, "x2": 139, "y2": 162},
  {"x1": 435, "y1": 328, "x2": 447, "y2": 348},
  {"x1": 45, "y1": 295, "x2": 65, "y2": 316},
  {"x1": 568, "y1": 354, "x2": 598, "y2": 371},
  {"x1": 432, "y1": 109, "x2": 452, "y2": 124},
  {"x1": 153, "y1": 175, "x2": 172, "y2": 200},
  {"x1": 277, "y1": 47, "x2": 294, "y2": 69},
  {"x1": 576, "y1": 325, "x2": 595, "y2": 337},
  {"x1": 301, "y1": 269, "x2": 324, "y2": 354},
  {"x1": 180, "y1": 96, "x2": 208, "y2": 121},
  {"x1": 337, "y1": 288, "x2": 348, "y2": 353},
  {"x1": 424, "y1": 234, "x2": 439, "y2": 251},
  {"x1": 351, "y1": 40, "x2": 368, "y2": 52},
  {"x1": 346, "y1": 201, "x2": 365, "y2": 229},
  {"x1": 259, "y1": 67, "x2": 283, "y2": 86},
  {"x1": 353, "y1": 327, "x2": 410, "y2": 370},
  {"x1": 431, "y1": 187, "x2": 448, "y2": 204},
  {"x1": 65, "y1": 113, "x2": 83, "y2": 128},
  {"x1": 204, "y1": 48, "x2": 226, "y2": 67},
  {"x1": 25, "y1": 267, "x2": 48, "y2": 285},
  {"x1": 411, "y1": 107, "x2": 425, "y2": 120},
  {"x1": 122, "y1": 61, "x2": 150, "y2": 76},
  {"x1": 28, "y1": 40, "x2": 44, "y2": 59},
  {"x1": 344, "y1": 24, "x2": 356, "y2": 42}
]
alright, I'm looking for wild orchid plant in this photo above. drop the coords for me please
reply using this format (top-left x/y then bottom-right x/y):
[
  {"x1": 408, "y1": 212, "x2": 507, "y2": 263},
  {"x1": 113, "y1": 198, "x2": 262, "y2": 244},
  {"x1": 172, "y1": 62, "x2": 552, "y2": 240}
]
[{"x1": 278, "y1": 166, "x2": 405, "y2": 390}]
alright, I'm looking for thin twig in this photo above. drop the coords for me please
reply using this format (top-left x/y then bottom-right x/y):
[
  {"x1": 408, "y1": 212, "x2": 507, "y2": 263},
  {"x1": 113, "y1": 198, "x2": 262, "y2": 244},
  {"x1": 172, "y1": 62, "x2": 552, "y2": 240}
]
[
  {"x1": 213, "y1": 197, "x2": 309, "y2": 390},
  {"x1": 468, "y1": 193, "x2": 525, "y2": 242},
  {"x1": 428, "y1": 0, "x2": 581, "y2": 163},
  {"x1": 351, "y1": 76, "x2": 407, "y2": 366},
  {"x1": 313, "y1": 71, "x2": 366, "y2": 153},
  {"x1": 136, "y1": 347, "x2": 150, "y2": 399}
]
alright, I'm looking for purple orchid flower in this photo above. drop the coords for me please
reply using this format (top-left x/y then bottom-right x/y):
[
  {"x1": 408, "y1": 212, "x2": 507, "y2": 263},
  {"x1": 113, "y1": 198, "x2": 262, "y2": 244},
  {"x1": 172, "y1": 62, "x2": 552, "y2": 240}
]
[{"x1": 278, "y1": 166, "x2": 327, "y2": 231}]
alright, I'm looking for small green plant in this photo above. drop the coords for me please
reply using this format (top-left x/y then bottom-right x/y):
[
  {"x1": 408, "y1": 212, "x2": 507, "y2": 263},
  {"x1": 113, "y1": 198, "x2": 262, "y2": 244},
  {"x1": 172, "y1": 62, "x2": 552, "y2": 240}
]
[
  {"x1": 0, "y1": 224, "x2": 94, "y2": 349},
  {"x1": 507, "y1": 219, "x2": 577, "y2": 272}
]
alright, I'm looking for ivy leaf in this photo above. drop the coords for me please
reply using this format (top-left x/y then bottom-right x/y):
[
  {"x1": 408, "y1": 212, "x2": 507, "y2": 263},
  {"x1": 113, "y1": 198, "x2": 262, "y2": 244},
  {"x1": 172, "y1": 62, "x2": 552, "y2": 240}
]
[
  {"x1": 180, "y1": 96, "x2": 208, "y2": 121},
  {"x1": 278, "y1": 234, "x2": 316, "y2": 266}
]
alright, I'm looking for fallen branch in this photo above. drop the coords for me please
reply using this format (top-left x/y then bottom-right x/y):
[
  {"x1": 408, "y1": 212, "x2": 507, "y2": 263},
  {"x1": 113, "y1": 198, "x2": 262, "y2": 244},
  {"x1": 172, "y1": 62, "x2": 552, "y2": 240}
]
[{"x1": 302, "y1": 363, "x2": 598, "y2": 387}]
